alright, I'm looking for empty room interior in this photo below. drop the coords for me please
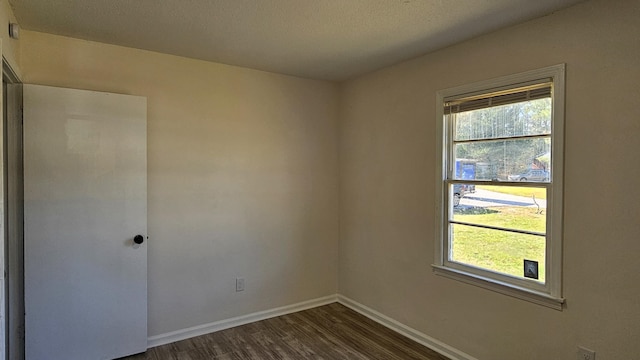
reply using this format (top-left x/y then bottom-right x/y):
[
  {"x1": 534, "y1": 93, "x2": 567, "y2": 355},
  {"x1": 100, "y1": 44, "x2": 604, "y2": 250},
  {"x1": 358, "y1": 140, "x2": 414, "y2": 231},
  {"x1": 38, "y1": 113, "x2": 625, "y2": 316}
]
[{"x1": 0, "y1": 0, "x2": 638, "y2": 359}]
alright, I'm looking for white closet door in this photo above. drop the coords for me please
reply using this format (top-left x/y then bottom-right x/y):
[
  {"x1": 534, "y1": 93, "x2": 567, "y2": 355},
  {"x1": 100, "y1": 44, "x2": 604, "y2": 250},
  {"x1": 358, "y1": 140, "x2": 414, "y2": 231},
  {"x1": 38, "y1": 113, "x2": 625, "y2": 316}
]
[{"x1": 24, "y1": 84, "x2": 147, "y2": 360}]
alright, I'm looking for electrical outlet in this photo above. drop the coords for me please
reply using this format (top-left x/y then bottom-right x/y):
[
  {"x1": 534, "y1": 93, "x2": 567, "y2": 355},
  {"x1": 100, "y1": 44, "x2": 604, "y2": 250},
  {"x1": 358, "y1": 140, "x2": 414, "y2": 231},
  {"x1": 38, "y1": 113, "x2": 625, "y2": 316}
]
[
  {"x1": 235, "y1": 277, "x2": 245, "y2": 292},
  {"x1": 578, "y1": 346, "x2": 595, "y2": 360}
]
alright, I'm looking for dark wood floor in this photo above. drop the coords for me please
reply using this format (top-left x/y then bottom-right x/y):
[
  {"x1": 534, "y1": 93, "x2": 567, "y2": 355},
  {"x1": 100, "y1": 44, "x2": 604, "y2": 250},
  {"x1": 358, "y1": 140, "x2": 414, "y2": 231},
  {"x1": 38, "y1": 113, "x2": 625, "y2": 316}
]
[{"x1": 121, "y1": 303, "x2": 450, "y2": 360}]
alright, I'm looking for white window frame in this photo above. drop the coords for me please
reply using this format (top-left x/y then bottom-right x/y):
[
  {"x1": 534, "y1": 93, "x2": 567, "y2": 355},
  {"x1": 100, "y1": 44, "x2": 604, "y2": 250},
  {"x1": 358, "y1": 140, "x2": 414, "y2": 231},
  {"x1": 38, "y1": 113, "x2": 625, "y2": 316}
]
[{"x1": 433, "y1": 64, "x2": 565, "y2": 310}]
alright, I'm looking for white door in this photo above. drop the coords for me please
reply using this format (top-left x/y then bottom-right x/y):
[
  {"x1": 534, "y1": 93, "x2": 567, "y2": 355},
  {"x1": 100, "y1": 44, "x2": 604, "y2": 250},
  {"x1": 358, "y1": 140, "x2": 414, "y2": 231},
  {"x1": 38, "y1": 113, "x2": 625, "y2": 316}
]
[{"x1": 24, "y1": 84, "x2": 147, "y2": 360}]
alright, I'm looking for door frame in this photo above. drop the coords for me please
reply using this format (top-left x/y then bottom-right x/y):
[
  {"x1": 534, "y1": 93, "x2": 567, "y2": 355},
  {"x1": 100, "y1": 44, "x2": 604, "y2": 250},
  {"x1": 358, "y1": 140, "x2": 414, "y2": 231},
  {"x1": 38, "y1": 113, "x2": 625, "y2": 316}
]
[{"x1": 3, "y1": 58, "x2": 23, "y2": 360}]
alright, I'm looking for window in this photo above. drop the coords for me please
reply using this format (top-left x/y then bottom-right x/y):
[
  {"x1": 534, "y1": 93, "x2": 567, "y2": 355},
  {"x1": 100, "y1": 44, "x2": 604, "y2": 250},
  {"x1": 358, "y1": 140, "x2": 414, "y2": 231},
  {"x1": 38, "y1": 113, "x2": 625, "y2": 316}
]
[{"x1": 433, "y1": 65, "x2": 565, "y2": 309}]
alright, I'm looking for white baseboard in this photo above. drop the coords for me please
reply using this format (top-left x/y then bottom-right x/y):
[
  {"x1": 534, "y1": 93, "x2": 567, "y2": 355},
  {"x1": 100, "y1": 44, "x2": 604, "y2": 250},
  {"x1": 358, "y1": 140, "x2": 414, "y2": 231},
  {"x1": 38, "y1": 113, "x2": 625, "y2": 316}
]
[
  {"x1": 147, "y1": 294, "x2": 338, "y2": 348},
  {"x1": 337, "y1": 295, "x2": 479, "y2": 360}
]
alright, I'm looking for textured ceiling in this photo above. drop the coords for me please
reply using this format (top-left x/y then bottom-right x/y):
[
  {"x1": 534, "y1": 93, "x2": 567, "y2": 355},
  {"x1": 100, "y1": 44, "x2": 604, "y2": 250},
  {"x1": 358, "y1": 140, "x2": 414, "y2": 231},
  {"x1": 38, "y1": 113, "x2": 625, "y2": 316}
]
[{"x1": 10, "y1": 0, "x2": 585, "y2": 81}]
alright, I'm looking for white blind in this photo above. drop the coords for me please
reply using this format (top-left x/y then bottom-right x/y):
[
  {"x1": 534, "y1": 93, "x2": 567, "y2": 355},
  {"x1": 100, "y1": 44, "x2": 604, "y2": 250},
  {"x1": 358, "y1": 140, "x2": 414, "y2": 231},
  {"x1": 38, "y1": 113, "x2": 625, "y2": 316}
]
[{"x1": 445, "y1": 81, "x2": 552, "y2": 114}]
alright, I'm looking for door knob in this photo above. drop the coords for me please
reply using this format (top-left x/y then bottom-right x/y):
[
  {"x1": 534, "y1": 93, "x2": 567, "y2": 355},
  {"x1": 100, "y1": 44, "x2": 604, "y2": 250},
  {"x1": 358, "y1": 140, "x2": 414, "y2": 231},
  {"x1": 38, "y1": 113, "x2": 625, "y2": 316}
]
[{"x1": 133, "y1": 235, "x2": 144, "y2": 245}]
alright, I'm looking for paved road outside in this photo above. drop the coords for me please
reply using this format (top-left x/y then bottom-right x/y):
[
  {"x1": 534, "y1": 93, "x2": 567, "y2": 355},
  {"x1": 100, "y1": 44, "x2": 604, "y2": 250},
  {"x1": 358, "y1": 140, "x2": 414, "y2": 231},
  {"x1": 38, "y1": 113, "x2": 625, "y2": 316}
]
[{"x1": 460, "y1": 188, "x2": 547, "y2": 209}]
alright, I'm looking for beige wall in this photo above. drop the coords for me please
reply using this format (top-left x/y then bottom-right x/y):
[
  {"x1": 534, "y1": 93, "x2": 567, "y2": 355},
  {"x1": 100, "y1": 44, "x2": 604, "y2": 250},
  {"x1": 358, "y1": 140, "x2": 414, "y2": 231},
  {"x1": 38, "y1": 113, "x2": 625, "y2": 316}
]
[
  {"x1": 339, "y1": 0, "x2": 639, "y2": 359},
  {"x1": 0, "y1": 0, "x2": 20, "y2": 74},
  {"x1": 20, "y1": 31, "x2": 339, "y2": 336}
]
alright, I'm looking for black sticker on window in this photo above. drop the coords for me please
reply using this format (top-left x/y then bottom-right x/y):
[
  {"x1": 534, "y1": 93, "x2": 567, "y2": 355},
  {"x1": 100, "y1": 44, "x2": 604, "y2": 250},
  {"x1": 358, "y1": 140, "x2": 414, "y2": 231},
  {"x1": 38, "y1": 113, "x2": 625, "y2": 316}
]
[{"x1": 524, "y1": 260, "x2": 539, "y2": 280}]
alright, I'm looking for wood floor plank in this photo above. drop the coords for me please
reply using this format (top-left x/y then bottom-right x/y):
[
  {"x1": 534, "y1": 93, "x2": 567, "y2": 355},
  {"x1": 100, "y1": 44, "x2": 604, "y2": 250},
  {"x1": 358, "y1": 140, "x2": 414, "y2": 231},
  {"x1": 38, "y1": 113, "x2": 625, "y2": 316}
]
[
  {"x1": 294, "y1": 310, "x2": 408, "y2": 360},
  {"x1": 118, "y1": 350, "x2": 158, "y2": 360},
  {"x1": 121, "y1": 303, "x2": 450, "y2": 360},
  {"x1": 311, "y1": 304, "x2": 448, "y2": 360}
]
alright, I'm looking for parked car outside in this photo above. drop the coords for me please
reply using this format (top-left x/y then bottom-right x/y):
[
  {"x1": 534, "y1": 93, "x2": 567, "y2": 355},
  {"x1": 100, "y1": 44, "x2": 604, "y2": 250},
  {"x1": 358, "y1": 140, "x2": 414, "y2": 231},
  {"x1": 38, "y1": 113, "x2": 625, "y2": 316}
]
[
  {"x1": 508, "y1": 169, "x2": 550, "y2": 182},
  {"x1": 453, "y1": 184, "x2": 468, "y2": 207}
]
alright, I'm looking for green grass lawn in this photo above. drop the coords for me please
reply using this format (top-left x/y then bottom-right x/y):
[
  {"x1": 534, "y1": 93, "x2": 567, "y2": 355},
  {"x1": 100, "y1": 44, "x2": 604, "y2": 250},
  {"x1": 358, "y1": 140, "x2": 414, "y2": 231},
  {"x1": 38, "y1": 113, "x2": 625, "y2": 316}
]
[
  {"x1": 452, "y1": 206, "x2": 546, "y2": 282},
  {"x1": 476, "y1": 185, "x2": 547, "y2": 200}
]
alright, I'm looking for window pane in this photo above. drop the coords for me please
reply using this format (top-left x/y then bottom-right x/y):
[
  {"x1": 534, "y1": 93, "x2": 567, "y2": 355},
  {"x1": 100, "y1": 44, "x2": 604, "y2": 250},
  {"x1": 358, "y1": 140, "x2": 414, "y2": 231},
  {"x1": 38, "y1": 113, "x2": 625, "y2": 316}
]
[
  {"x1": 451, "y1": 224, "x2": 546, "y2": 283},
  {"x1": 452, "y1": 184, "x2": 546, "y2": 234},
  {"x1": 453, "y1": 98, "x2": 551, "y2": 141},
  {"x1": 453, "y1": 138, "x2": 550, "y2": 181}
]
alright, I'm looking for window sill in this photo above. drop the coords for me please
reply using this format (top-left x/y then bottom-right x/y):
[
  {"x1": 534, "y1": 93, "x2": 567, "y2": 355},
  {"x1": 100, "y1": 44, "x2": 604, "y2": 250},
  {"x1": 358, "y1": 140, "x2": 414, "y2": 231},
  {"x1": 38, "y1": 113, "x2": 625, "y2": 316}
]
[{"x1": 432, "y1": 265, "x2": 565, "y2": 310}]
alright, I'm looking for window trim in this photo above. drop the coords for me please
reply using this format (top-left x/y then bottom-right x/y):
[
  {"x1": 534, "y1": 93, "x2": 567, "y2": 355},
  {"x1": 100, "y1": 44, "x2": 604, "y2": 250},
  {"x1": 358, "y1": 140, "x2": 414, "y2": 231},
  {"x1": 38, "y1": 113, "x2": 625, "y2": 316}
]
[{"x1": 433, "y1": 64, "x2": 565, "y2": 309}]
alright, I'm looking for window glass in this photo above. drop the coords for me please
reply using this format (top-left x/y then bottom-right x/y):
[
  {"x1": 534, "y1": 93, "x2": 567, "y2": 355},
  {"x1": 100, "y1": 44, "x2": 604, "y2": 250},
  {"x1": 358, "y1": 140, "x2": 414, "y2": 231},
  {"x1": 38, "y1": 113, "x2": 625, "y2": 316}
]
[
  {"x1": 450, "y1": 183, "x2": 546, "y2": 281},
  {"x1": 452, "y1": 98, "x2": 552, "y2": 183},
  {"x1": 453, "y1": 98, "x2": 551, "y2": 141},
  {"x1": 451, "y1": 224, "x2": 546, "y2": 282}
]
